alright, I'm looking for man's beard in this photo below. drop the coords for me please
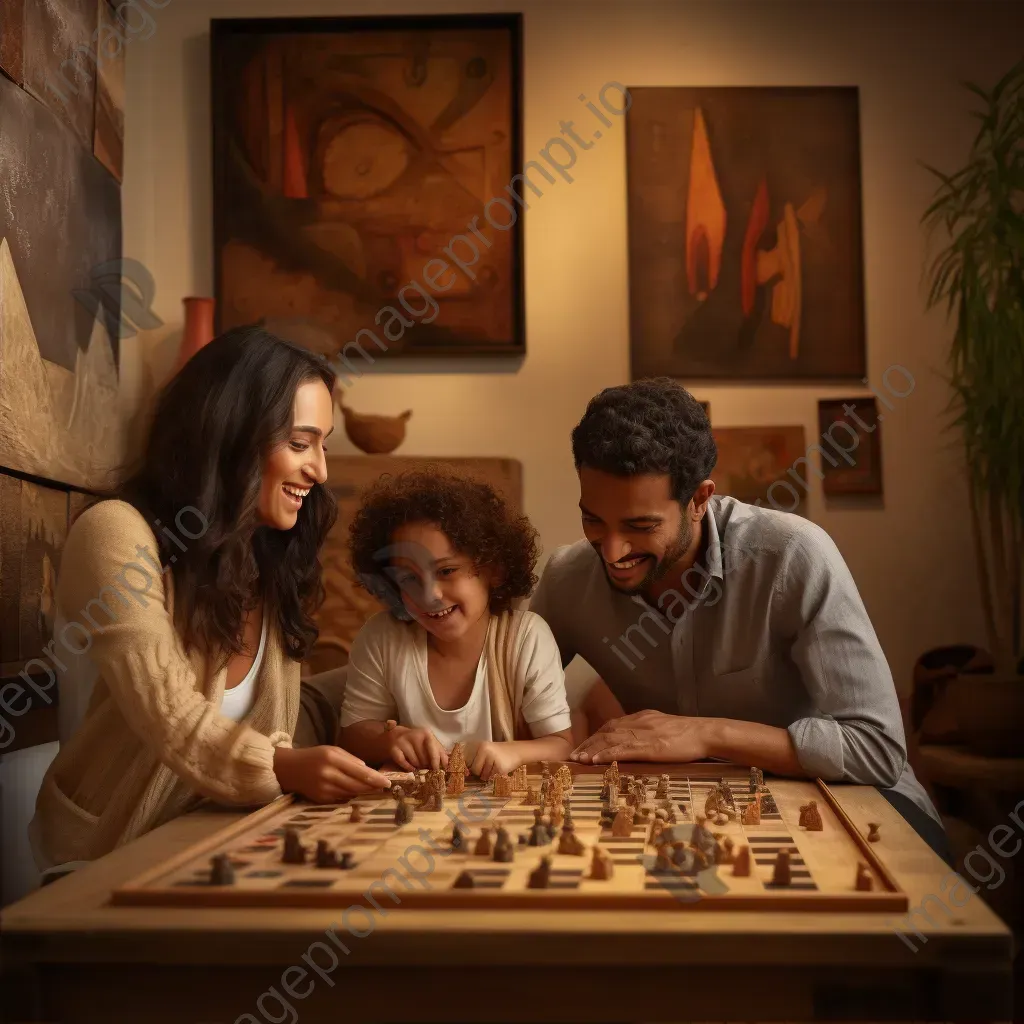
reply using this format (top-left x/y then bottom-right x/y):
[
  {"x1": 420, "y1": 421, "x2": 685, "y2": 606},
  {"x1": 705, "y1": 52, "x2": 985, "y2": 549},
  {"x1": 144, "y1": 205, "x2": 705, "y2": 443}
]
[{"x1": 598, "y1": 517, "x2": 694, "y2": 596}]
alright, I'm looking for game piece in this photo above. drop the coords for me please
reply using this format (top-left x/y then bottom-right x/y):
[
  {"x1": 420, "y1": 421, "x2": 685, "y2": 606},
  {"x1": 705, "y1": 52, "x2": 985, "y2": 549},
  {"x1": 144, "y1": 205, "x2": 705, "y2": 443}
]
[
  {"x1": 741, "y1": 793, "x2": 761, "y2": 825},
  {"x1": 563, "y1": 805, "x2": 574, "y2": 830},
  {"x1": 690, "y1": 817, "x2": 717, "y2": 860},
  {"x1": 210, "y1": 853, "x2": 235, "y2": 885},
  {"x1": 339, "y1": 852, "x2": 355, "y2": 870},
  {"x1": 446, "y1": 743, "x2": 467, "y2": 795},
  {"x1": 732, "y1": 845, "x2": 751, "y2": 877},
  {"x1": 604, "y1": 760, "x2": 620, "y2": 788},
  {"x1": 772, "y1": 848, "x2": 793, "y2": 886},
  {"x1": 714, "y1": 812, "x2": 729, "y2": 826},
  {"x1": 540, "y1": 776, "x2": 551, "y2": 803},
  {"x1": 719, "y1": 779, "x2": 735, "y2": 807},
  {"x1": 799, "y1": 800, "x2": 823, "y2": 831},
  {"x1": 511, "y1": 764, "x2": 529, "y2": 792},
  {"x1": 599, "y1": 782, "x2": 612, "y2": 802},
  {"x1": 349, "y1": 804, "x2": 365, "y2": 824},
  {"x1": 619, "y1": 773, "x2": 633, "y2": 795},
  {"x1": 492, "y1": 773, "x2": 512, "y2": 797},
  {"x1": 556, "y1": 764, "x2": 573, "y2": 792},
  {"x1": 474, "y1": 826, "x2": 494, "y2": 857},
  {"x1": 518, "y1": 834, "x2": 528, "y2": 845},
  {"x1": 704, "y1": 788, "x2": 722, "y2": 817},
  {"x1": 666, "y1": 804, "x2": 679, "y2": 824},
  {"x1": 557, "y1": 824, "x2": 586, "y2": 856},
  {"x1": 760, "y1": 792, "x2": 778, "y2": 815},
  {"x1": 282, "y1": 828, "x2": 306, "y2": 865},
  {"x1": 528, "y1": 810, "x2": 550, "y2": 846},
  {"x1": 649, "y1": 817, "x2": 667, "y2": 847},
  {"x1": 867, "y1": 823, "x2": 880, "y2": 843},
  {"x1": 855, "y1": 863, "x2": 873, "y2": 891},
  {"x1": 589, "y1": 845, "x2": 614, "y2": 880},
  {"x1": 684, "y1": 842, "x2": 710, "y2": 874},
  {"x1": 612, "y1": 806, "x2": 635, "y2": 837},
  {"x1": 420, "y1": 789, "x2": 442, "y2": 812},
  {"x1": 394, "y1": 792, "x2": 413, "y2": 826},
  {"x1": 654, "y1": 844, "x2": 674, "y2": 873},
  {"x1": 528, "y1": 855, "x2": 553, "y2": 889},
  {"x1": 315, "y1": 840, "x2": 338, "y2": 869},
  {"x1": 655, "y1": 774, "x2": 670, "y2": 800},
  {"x1": 550, "y1": 801, "x2": 564, "y2": 829},
  {"x1": 453, "y1": 870, "x2": 475, "y2": 888},
  {"x1": 450, "y1": 823, "x2": 464, "y2": 849},
  {"x1": 522, "y1": 785, "x2": 540, "y2": 806},
  {"x1": 716, "y1": 836, "x2": 735, "y2": 865},
  {"x1": 749, "y1": 767, "x2": 763, "y2": 792},
  {"x1": 636, "y1": 804, "x2": 652, "y2": 822}
]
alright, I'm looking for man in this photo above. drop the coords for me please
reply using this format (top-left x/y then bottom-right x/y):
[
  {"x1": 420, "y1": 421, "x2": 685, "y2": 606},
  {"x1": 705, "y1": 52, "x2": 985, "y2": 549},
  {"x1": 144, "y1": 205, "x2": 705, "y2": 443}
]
[{"x1": 530, "y1": 378, "x2": 948, "y2": 861}]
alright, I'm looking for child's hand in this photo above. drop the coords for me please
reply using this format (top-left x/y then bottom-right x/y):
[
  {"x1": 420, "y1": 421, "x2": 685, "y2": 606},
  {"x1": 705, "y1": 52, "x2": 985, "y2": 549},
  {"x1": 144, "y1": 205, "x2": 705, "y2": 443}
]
[
  {"x1": 389, "y1": 726, "x2": 449, "y2": 771},
  {"x1": 470, "y1": 741, "x2": 522, "y2": 782},
  {"x1": 273, "y1": 746, "x2": 392, "y2": 802}
]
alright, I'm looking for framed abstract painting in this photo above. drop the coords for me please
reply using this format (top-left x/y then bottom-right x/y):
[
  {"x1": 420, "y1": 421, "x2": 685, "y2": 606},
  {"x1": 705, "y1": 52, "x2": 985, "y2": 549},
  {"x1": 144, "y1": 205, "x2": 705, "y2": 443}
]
[
  {"x1": 627, "y1": 87, "x2": 866, "y2": 382},
  {"x1": 211, "y1": 14, "x2": 524, "y2": 363},
  {"x1": 817, "y1": 397, "x2": 883, "y2": 496}
]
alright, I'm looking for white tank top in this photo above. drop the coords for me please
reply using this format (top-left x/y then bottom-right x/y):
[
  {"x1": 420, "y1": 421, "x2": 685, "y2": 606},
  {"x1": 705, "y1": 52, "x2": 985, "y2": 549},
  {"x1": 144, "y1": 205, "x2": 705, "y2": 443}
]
[{"x1": 220, "y1": 614, "x2": 267, "y2": 722}]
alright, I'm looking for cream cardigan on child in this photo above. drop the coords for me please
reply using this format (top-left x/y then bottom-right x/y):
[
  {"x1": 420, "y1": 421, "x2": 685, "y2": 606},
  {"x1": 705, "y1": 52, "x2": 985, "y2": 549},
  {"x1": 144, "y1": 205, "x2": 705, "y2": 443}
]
[{"x1": 30, "y1": 500, "x2": 299, "y2": 868}]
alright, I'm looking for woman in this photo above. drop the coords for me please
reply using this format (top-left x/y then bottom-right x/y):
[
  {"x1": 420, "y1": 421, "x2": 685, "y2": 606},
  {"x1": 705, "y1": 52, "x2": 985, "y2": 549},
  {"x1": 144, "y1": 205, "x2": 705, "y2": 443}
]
[{"x1": 30, "y1": 326, "x2": 390, "y2": 870}]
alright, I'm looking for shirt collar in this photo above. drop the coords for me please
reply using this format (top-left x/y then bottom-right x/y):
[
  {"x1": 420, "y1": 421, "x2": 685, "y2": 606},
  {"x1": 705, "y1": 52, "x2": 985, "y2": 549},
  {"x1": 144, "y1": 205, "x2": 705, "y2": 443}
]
[{"x1": 703, "y1": 497, "x2": 725, "y2": 581}]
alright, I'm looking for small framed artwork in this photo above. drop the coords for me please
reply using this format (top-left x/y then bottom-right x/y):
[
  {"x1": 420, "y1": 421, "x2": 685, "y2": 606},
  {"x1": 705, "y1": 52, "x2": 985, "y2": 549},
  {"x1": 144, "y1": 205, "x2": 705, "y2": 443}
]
[
  {"x1": 817, "y1": 397, "x2": 882, "y2": 495},
  {"x1": 211, "y1": 13, "x2": 524, "y2": 362},
  {"x1": 711, "y1": 426, "x2": 807, "y2": 513}
]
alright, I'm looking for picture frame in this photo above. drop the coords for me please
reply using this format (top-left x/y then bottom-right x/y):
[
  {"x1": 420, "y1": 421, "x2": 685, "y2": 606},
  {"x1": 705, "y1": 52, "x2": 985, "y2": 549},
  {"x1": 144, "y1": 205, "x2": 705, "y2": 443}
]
[
  {"x1": 211, "y1": 13, "x2": 525, "y2": 362},
  {"x1": 817, "y1": 397, "x2": 883, "y2": 496}
]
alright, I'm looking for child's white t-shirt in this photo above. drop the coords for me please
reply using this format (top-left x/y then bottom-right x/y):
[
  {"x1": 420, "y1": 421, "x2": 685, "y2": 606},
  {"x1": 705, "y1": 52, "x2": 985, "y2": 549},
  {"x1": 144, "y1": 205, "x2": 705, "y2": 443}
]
[{"x1": 339, "y1": 610, "x2": 572, "y2": 750}]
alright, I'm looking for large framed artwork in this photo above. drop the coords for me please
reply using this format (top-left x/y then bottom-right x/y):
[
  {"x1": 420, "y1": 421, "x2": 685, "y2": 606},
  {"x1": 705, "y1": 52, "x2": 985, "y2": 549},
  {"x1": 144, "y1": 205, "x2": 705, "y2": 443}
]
[
  {"x1": 627, "y1": 87, "x2": 866, "y2": 382},
  {"x1": 211, "y1": 14, "x2": 524, "y2": 363}
]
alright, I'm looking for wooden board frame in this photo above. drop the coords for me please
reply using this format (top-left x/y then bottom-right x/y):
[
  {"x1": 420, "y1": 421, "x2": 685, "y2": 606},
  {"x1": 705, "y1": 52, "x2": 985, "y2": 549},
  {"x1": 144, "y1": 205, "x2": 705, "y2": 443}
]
[{"x1": 111, "y1": 763, "x2": 908, "y2": 913}]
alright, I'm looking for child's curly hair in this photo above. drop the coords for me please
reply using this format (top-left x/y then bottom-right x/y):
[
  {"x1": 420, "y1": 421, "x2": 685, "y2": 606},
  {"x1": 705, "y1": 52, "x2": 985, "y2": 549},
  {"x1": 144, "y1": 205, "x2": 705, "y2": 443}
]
[{"x1": 348, "y1": 469, "x2": 539, "y2": 620}]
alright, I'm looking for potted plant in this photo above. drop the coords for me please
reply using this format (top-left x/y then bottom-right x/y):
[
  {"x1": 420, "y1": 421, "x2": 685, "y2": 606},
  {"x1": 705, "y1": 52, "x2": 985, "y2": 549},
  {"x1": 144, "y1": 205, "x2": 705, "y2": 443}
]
[{"x1": 921, "y1": 59, "x2": 1024, "y2": 756}]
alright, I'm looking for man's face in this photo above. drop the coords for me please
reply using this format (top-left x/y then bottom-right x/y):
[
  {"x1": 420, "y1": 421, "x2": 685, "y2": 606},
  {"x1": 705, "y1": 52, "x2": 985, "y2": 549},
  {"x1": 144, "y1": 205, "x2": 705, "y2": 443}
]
[{"x1": 578, "y1": 468, "x2": 693, "y2": 595}]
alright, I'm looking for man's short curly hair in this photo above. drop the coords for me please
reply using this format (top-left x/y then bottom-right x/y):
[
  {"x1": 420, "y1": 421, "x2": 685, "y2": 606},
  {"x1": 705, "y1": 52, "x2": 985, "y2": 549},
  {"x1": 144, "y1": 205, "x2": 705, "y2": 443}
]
[
  {"x1": 571, "y1": 378, "x2": 717, "y2": 504},
  {"x1": 348, "y1": 469, "x2": 539, "y2": 620}
]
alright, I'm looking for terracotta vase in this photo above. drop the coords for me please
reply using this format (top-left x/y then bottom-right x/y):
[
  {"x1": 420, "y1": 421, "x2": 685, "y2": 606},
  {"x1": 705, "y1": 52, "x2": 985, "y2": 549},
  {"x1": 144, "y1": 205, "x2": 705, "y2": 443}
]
[{"x1": 177, "y1": 297, "x2": 215, "y2": 371}]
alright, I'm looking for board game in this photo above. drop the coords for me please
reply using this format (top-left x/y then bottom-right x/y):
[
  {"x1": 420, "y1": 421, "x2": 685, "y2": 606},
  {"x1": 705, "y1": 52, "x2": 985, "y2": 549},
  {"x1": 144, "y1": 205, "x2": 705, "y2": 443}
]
[{"x1": 112, "y1": 761, "x2": 907, "y2": 912}]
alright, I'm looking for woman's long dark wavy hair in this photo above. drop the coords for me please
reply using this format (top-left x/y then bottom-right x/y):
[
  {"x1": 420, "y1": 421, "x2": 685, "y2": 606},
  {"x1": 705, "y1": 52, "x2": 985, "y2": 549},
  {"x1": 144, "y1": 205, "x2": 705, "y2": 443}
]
[{"x1": 111, "y1": 325, "x2": 337, "y2": 662}]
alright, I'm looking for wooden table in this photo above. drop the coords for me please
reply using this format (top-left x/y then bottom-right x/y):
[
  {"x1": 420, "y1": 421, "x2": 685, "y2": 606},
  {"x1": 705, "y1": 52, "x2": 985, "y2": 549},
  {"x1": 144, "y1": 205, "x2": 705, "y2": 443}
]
[{"x1": 1, "y1": 784, "x2": 1013, "y2": 1023}]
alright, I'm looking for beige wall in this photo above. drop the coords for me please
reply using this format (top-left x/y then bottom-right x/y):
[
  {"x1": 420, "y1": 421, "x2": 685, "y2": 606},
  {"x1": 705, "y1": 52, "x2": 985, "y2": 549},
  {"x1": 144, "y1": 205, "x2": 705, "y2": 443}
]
[{"x1": 120, "y1": 0, "x2": 1021, "y2": 693}]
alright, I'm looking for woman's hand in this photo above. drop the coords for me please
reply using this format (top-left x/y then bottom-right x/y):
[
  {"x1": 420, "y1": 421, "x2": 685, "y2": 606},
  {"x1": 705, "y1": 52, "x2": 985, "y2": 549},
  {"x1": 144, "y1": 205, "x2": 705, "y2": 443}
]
[
  {"x1": 470, "y1": 741, "x2": 523, "y2": 782},
  {"x1": 388, "y1": 726, "x2": 449, "y2": 771},
  {"x1": 274, "y1": 745, "x2": 392, "y2": 802}
]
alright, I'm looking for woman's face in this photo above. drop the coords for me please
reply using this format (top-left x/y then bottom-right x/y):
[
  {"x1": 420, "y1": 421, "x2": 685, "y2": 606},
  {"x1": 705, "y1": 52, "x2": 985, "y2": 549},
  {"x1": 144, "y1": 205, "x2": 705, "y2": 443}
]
[{"x1": 257, "y1": 379, "x2": 334, "y2": 530}]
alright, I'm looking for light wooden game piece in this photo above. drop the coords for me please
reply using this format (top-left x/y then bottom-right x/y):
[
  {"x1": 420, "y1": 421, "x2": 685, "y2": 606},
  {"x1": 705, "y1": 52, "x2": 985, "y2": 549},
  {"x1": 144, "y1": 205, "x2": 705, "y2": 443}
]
[
  {"x1": 492, "y1": 773, "x2": 511, "y2": 797},
  {"x1": 589, "y1": 845, "x2": 614, "y2": 880},
  {"x1": 799, "y1": 800, "x2": 823, "y2": 831},
  {"x1": 511, "y1": 764, "x2": 529, "y2": 792},
  {"x1": 655, "y1": 774, "x2": 670, "y2": 800},
  {"x1": 453, "y1": 870, "x2": 475, "y2": 888},
  {"x1": 446, "y1": 743, "x2": 467, "y2": 794},
  {"x1": 557, "y1": 824, "x2": 586, "y2": 856},
  {"x1": 611, "y1": 806, "x2": 635, "y2": 837},
  {"x1": 732, "y1": 845, "x2": 751, "y2": 876},
  {"x1": 749, "y1": 767, "x2": 763, "y2": 792},
  {"x1": 349, "y1": 804, "x2": 365, "y2": 823},
  {"x1": 855, "y1": 863, "x2": 873, "y2": 891},
  {"x1": 867, "y1": 823, "x2": 880, "y2": 843},
  {"x1": 772, "y1": 848, "x2": 793, "y2": 886},
  {"x1": 556, "y1": 764, "x2": 573, "y2": 792},
  {"x1": 528, "y1": 855, "x2": 553, "y2": 889},
  {"x1": 210, "y1": 854, "x2": 235, "y2": 885},
  {"x1": 522, "y1": 785, "x2": 540, "y2": 806},
  {"x1": 474, "y1": 827, "x2": 494, "y2": 857},
  {"x1": 742, "y1": 793, "x2": 761, "y2": 825},
  {"x1": 282, "y1": 828, "x2": 306, "y2": 865}
]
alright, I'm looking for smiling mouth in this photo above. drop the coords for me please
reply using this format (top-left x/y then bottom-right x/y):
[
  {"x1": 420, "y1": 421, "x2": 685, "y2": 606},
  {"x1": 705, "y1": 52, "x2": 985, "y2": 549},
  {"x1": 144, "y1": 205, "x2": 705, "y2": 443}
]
[
  {"x1": 608, "y1": 555, "x2": 650, "y2": 571},
  {"x1": 426, "y1": 605, "x2": 458, "y2": 620},
  {"x1": 282, "y1": 484, "x2": 310, "y2": 508}
]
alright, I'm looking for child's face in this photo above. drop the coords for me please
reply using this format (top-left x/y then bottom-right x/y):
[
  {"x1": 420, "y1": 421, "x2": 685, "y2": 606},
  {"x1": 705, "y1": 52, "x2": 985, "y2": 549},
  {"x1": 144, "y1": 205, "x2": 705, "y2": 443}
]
[{"x1": 389, "y1": 521, "x2": 492, "y2": 641}]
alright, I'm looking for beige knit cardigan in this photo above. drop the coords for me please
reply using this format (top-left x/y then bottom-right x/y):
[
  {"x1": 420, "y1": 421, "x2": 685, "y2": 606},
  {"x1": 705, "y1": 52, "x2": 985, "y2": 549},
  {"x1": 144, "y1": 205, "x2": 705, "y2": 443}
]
[{"x1": 31, "y1": 500, "x2": 300, "y2": 867}]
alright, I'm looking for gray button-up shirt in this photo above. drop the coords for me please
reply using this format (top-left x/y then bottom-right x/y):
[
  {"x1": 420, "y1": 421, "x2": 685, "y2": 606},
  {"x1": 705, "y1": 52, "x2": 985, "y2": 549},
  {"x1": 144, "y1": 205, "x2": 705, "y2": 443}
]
[{"x1": 530, "y1": 494, "x2": 938, "y2": 822}]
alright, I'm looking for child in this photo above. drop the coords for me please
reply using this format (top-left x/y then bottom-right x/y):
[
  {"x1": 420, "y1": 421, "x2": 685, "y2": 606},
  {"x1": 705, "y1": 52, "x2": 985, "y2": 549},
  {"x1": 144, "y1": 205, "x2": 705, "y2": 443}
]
[{"x1": 338, "y1": 470, "x2": 573, "y2": 780}]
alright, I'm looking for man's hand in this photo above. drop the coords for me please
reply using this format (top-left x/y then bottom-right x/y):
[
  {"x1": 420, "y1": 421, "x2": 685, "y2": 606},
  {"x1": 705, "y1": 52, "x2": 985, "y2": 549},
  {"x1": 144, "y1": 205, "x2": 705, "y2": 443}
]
[
  {"x1": 273, "y1": 746, "x2": 392, "y2": 802},
  {"x1": 569, "y1": 710, "x2": 710, "y2": 764},
  {"x1": 469, "y1": 741, "x2": 523, "y2": 782},
  {"x1": 388, "y1": 726, "x2": 449, "y2": 771}
]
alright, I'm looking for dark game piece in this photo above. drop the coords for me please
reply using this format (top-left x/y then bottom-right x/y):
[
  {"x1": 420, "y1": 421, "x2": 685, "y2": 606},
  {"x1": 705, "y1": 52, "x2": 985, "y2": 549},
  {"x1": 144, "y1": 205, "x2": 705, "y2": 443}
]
[
  {"x1": 867, "y1": 822, "x2": 880, "y2": 843},
  {"x1": 518, "y1": 833, "x2": 528, "y2": 845},
  {"x1": 349, "y1": 804, "x2": 365, "y2": 823},
  {"x1": 494, "y1": 827, "x2": 515, "y2": 862},
  {"x1": 315, "y1": 840, "x2": 338, "y2": 869},
  {"x1": 527, "y1": 855, "x2": 553, "y2": 889},
  {"x1": 210, "y1": 853, "x2": 235, "y2": 885},
  {"x1": 749, "y1": 767, "x2": 763, "y2": 792},
  {"x1": 719, "y1": 779, "x2": 735, "y2": 807},
  {"x1": 453, "y1": 870, "x2": 475, "y2": 889},
  {"x1": 772, "y1": 848, "x2": 793, "y2": 886},
  {"x1": 282, "y1": 827, "x2": 306, "y2": 865},
  {"x1": 760, "y1": 792, "x2": 778, "y2": 815},
  {"x1": 339, "y1": 852, "x2": 355, "y2": 870},
  {"x1": 451, "y1": 823, "x2": 464, "y2": 849},
  {"x1": 394, "y1": 794, "x2": 413, "y2": 826},
  {"x1": 690, "y1": 818, "x2": 717, "y2": 860},
  {"x1": 599, "y1": 782, "x2": 611, "y2": 802},
  {"x1": 528, "y1": 809, "x2": 550, "y2": 846},
  {"x1": 799, "y1": 800, "x2": 823, "y2": 831},
  {"x1": 855, "y1": 862, "x2": 873, "y2": 891}
]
